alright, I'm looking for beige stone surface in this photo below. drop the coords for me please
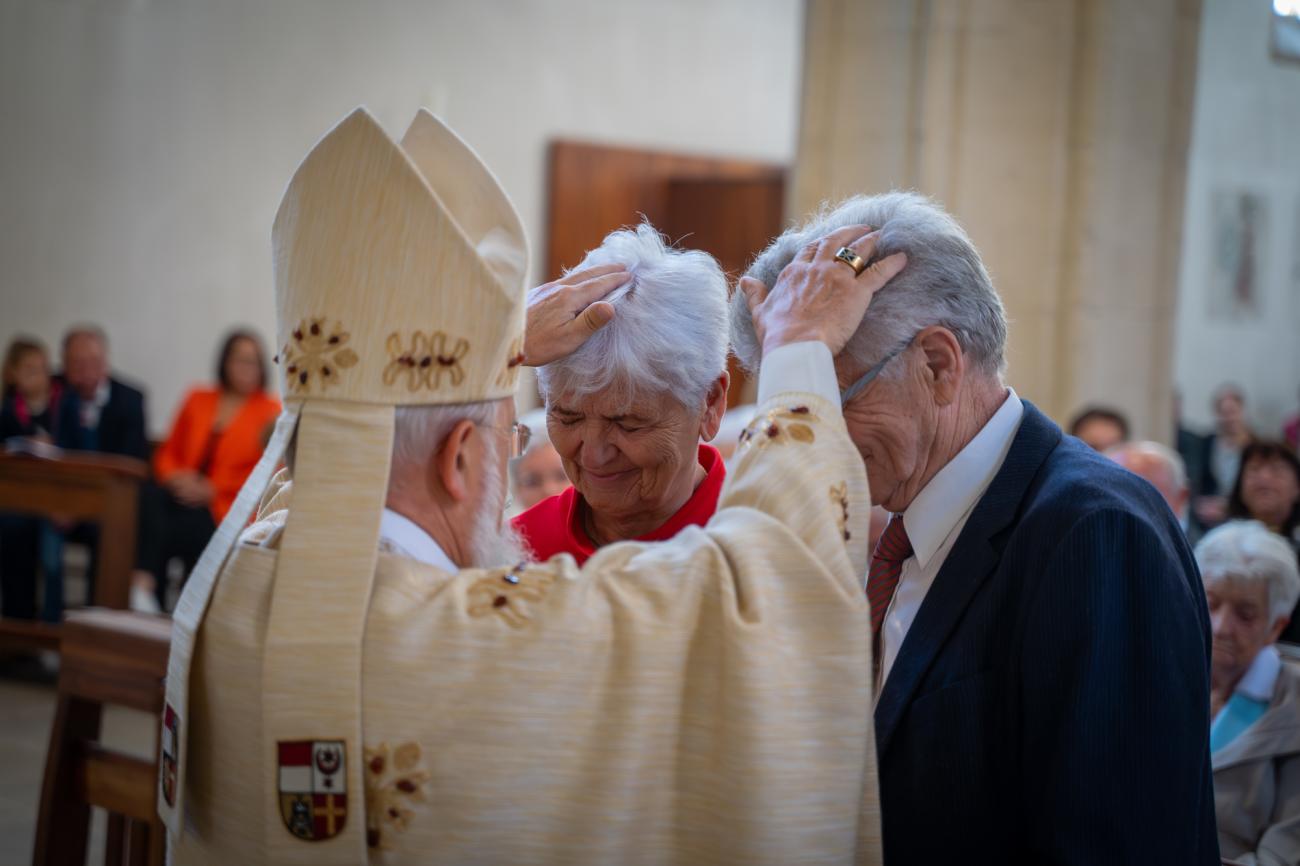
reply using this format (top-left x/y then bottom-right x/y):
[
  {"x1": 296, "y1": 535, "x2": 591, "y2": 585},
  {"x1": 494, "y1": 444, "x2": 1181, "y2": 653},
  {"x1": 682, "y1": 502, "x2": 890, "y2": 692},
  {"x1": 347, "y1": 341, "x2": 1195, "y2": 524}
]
[{"x1": 796, "y1": 0, "x2": 1202, "y2": 438}]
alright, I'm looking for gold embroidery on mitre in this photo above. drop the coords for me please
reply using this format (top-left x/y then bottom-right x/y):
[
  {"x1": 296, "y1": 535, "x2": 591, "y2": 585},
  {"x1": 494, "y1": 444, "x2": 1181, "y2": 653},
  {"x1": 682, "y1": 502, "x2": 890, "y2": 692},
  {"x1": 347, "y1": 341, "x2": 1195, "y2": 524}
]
[
  {"x1": 830, "y1": 481, "x2": 851, "y2": 542},
  {"x1": 495, "y1": 336, "x2": 526, "y2": 388},
  {"x1": 738, "y1": 405, "x2": 819, "y2": 452},
  {"x1": 383, "y1": 331, "x2": 471, "y2": 391},
  {"x1": 281, "y1": 319, "x2": 359, "y2": 393},
  {"x1": 467, "y1": 563, "x2": 557, "y2": 628},
  {"x1": 364, "y1": 741, "x2": 430, "y2": 850}
]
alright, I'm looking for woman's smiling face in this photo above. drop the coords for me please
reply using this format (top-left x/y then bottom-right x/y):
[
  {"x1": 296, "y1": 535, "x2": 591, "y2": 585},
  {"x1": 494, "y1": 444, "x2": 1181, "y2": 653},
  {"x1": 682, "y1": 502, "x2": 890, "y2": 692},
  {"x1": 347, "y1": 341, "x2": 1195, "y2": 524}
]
[{"x1": 546, "y1": 388, "x2": 707, "y2": 528}]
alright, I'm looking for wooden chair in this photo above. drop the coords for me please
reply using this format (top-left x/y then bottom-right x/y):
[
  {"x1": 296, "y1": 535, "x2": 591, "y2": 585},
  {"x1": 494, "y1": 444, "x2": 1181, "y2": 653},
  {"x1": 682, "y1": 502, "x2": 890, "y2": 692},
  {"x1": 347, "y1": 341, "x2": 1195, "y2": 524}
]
[{"x1": 33, "y1": 608, "x2": 171, "y2": 866}]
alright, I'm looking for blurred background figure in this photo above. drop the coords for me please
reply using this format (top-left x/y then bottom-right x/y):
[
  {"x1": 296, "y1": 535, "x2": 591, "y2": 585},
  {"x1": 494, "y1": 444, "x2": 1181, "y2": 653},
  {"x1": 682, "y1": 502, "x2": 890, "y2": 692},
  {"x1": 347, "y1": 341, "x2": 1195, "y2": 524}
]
[
  {"x1": 711, "y1": 403, "x2": 758, "y2": 467},
  {"x1": 1197, "y1": 521, "x2": 1300, "y2": 864},
  {"x1": 1, "y1": 336, "x2": 60, "y2": 441},
  {"x1": 0, "y1": 337, "x2": 64, "y2": 621},
  {"x1": 1069, "y1": 406, "x2": 1130, "y2": 453},
  {"x1": 1192, "y1": 384, "x2": 1254, "y2": 534},
  {"x1": 1228, "y1": 442, "x2": 1300, "y2": 642},
  {"x1": 1284, "y1": 387, "x2": 1300, "y2": 451},
  {"x1": 509, "y1": 407, "x2": 569, "y2": 515},
  {"x1": 133, "y1": 329, "x2": 279, "y2": 611},
  {"x1": 56, "y1": 325, "x2": 148, "y2": 459},
  {"x1": 1107, "y1": 441, "x2": 1190, "y2": 529}
]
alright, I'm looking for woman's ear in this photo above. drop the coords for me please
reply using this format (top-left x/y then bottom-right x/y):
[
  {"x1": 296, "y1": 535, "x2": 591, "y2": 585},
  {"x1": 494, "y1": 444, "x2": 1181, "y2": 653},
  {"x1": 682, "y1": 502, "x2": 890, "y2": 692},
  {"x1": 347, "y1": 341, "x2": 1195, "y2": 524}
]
[
  {"x1": 699, "y1": 371, "x2": 731, "y2": 442},
  {"x1": 434, "y1": 419, "x2": 478, "y2": 503}
]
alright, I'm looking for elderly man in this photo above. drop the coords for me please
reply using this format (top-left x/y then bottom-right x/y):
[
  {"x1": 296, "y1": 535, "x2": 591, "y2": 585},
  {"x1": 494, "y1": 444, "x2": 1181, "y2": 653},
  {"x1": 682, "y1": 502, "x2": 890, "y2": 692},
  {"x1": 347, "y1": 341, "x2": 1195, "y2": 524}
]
[
  {"x1": 162, "y1": 108, "x2": 897, "y2": 864},
  {"x1": 1108, "y1": 440, "x2": 1191, "y2": 528},
  {"x1": 733, "y1": 191, "x2": 1219, "y2": 864}
]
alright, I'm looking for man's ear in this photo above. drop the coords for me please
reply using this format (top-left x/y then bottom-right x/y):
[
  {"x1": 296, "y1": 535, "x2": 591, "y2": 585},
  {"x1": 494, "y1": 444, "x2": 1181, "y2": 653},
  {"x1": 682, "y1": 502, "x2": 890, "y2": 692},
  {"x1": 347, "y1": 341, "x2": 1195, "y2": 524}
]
[
  {"x1": 434, "y1": 419, "x2": 478, "y2": 503},
  {"x1": 1269, "y1": 615, "x2": 1291, "y2": 646},
  {"x1": 699, "y1": 371, "x2": 731, "y2": 442},
  {"x1": 917, "y1": 326, "x2": 964, "y2": 406}
]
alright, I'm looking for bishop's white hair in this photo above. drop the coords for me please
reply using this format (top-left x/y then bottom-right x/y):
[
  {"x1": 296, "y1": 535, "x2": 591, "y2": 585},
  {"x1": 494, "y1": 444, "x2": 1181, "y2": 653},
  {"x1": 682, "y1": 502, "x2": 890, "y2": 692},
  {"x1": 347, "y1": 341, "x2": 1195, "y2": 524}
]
[
  {"x1": 535, "y1": 223, "x2": 729, "y2": 410},
  {"x1": 391, "y1": 402, "x2": 499, "y2": 472},
  {"x1": 1196, "y1": 520, "x2": 1300, "y2": 622},
  {"x1": 390, "y1": 401, "x2": 530, "y2": 567},
  {"x1": 729, "y1": 191, "x2": 1008, "y2": 379}
]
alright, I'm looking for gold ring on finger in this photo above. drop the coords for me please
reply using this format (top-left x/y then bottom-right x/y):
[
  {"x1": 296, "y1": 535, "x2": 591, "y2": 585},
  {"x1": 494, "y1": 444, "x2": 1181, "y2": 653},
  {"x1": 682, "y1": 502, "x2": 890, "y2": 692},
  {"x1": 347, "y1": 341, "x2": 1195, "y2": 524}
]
[{"x1": 834, "y1": 247, "x2": 868, "y2": 276}]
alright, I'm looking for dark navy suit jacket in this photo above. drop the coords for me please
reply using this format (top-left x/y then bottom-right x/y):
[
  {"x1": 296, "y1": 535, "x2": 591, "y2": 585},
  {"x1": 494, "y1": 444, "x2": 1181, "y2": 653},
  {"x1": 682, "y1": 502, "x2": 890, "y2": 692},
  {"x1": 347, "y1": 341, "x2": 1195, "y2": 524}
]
[{"x1": 875, "y1": 401, "x2": 1219, "y2": 864}]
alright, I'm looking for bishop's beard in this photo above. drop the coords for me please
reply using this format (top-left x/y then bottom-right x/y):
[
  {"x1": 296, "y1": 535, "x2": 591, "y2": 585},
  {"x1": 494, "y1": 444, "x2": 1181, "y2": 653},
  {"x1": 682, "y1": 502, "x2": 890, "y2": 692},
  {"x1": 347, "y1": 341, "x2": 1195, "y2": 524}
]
[{"x1": 468, "y1": 441, "x2": 533, "y2": 569}]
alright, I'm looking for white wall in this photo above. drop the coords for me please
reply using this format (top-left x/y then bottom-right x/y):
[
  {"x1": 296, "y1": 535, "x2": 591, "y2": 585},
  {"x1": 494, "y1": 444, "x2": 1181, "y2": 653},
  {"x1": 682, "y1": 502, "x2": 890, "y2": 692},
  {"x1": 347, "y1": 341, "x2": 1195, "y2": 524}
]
[
  {"x1": 1174, "y1": 0, "x2": 1300, "y2": 435},
  {"x1": 0, "y1": 0, "x2": 803, "y2": 434}
]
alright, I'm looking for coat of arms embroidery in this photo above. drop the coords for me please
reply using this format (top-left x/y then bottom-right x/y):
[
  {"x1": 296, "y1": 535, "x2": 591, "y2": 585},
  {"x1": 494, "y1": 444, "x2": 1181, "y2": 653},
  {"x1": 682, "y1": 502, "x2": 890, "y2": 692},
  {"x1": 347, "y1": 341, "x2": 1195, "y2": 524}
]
[
  {"x1": 160, "y1": 703, "x2": 180, "y2": 807},
  {"x1": 278, "y1": 740, "x2": 348, "y2": 841}
]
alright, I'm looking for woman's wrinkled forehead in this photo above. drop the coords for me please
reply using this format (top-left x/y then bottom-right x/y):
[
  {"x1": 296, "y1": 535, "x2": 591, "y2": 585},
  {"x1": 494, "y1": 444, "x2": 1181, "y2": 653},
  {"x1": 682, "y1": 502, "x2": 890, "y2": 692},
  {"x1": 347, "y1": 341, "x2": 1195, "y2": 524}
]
[{"x1": 547, "y1": 384, "x2": 688, "y2": 425}]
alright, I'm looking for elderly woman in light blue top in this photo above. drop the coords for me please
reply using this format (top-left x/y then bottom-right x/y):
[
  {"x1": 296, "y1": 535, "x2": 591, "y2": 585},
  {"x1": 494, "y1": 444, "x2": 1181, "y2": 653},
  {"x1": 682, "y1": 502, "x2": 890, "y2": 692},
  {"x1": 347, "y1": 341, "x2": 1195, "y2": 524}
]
[{"x1": 1199, "y1": 520, "x2": 1300, "y2": 865}]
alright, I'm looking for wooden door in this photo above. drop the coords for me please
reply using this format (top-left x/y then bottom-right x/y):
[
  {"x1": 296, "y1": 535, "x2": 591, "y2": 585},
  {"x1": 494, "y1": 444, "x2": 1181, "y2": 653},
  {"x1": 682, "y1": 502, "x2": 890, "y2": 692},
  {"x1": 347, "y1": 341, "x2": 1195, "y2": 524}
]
[{"x1": 545, "y1": 141, "x2": 785, "y2": 405}]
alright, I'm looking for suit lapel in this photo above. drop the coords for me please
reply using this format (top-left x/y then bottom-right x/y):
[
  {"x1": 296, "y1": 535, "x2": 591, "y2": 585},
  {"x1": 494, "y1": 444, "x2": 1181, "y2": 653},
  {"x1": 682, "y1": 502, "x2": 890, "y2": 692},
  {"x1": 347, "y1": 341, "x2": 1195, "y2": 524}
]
[{"x1": 874, "y1": 401, "x2": 1062, "y2": 757}]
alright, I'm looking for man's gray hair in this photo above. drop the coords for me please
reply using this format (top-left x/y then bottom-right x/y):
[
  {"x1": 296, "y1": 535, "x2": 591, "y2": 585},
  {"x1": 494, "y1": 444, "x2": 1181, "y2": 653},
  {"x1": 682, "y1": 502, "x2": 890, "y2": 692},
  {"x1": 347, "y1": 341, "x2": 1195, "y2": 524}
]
[
  {"x1": 1106, "y1": 441, "x2": 1189, "y2": 493},
  {"x1": 536, "y1": 223, "x2": 729, "y2": 410},
  {"x1": 730, "y1": 191, "x2": 1008, "y2": 378},
  {"x1": 391, "y1": 402, "x2": 499, "y2": 477},
  {"x1": 1196, "y1": 520, "x2": 1300, "y2": 622}
]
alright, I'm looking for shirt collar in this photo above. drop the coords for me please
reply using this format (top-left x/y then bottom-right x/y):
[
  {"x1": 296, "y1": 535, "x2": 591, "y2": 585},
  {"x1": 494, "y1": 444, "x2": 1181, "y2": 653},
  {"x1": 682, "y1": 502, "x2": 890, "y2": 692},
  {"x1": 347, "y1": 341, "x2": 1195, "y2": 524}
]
[
  {"x1": 1237, "y1": 644, "x2": 1281, "y2": 703},
  {"x1": 901, "y1": 388, "x2": 1025, "y2": 568},
  {"x1": 379, "y1": 508, "x2": 458, "y2": 572},
  {"x1": 93, "y1": 378, "x2": 111, "y2": 408}
]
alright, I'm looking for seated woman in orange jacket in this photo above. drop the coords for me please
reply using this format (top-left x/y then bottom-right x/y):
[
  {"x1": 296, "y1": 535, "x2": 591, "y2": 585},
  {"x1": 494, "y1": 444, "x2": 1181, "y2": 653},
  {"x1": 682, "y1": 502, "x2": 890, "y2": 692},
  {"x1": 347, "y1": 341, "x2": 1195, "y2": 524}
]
[
  {"x1": 134, "y1": 330, "x2": 279, "y2": 611},
  {"x1": 512, "y1": 225, "x2": 731, "y2": 566}
]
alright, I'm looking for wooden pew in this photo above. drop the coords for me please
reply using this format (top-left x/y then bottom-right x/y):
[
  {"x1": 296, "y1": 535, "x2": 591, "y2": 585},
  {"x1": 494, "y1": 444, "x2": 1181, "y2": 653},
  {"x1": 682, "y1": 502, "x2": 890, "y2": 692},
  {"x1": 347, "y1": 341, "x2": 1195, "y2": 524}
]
[
  {"x1": 0, "y1": 450, "x2": 148, "y2": 651},
  {"x1": 33, "y1": 608, "x2": 171, "y2": 866}
]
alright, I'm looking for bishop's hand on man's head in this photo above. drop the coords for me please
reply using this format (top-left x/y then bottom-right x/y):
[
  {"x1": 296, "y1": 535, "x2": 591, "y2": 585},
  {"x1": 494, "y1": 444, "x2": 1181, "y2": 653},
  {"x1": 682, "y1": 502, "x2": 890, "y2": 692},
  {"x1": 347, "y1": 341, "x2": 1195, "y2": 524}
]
[
  {"x1": 738, "y1": 224, "x2": 907, "y2": 360},
  {"x1": 522, "y1": 263, "x2": 629, "y2": 367}
]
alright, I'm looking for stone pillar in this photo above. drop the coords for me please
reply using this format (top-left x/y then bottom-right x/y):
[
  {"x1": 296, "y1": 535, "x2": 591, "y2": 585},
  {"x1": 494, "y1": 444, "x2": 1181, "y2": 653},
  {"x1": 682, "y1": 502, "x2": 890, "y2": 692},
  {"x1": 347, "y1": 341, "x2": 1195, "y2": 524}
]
[{"x1": 795, "y1": 0, "x2": 1201, "y2": 439}]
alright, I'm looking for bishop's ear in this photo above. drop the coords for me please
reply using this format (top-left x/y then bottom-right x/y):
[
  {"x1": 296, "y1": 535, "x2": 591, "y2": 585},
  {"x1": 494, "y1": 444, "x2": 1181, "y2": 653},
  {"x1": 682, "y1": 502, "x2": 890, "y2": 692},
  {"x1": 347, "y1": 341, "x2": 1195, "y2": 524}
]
[{"x1": 435, "y1": 419, "x2": 478, "y2": 503}]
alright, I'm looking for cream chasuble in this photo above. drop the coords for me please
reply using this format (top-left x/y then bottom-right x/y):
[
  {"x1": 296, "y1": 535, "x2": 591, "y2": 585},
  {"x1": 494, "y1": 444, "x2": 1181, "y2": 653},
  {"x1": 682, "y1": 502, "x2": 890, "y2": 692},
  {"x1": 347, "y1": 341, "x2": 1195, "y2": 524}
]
[{"x1": 159, "y1": 106, "x2": 882, "y2": 865}]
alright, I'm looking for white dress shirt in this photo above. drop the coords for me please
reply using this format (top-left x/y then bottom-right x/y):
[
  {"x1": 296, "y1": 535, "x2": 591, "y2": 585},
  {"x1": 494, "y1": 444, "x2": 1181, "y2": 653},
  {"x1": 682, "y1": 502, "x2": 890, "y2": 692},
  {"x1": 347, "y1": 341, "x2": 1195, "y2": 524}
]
[
  {"x1": 378, "y1": 508, "x2": 458, "y2": 572},
  {"x1": 877, "y1": 389, "x2": 1024, "y2": 688}
]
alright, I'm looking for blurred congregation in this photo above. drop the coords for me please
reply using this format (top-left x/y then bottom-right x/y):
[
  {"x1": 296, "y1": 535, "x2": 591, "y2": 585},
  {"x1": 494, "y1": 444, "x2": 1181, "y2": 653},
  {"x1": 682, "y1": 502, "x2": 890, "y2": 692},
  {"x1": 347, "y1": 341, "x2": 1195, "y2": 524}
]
[{"x1": 3, "y1": 0, "x2": 1300, "y2": 863}]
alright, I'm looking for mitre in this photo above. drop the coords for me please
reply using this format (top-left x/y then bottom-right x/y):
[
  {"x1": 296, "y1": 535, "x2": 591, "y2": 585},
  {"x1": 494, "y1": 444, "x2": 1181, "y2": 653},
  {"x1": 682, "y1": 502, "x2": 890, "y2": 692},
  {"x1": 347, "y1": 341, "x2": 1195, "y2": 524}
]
[{"x1": 273, "y1": 106, "x2": 529, "y2": 405}]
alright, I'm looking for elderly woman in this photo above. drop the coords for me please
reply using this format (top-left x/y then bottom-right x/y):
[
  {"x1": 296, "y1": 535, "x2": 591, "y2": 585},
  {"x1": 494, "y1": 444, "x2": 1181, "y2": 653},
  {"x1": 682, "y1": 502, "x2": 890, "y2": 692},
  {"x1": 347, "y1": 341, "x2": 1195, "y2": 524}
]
[
  {"x1": 512, "y1": 224, "x2": 729, "y2": 565},
  {"x1": 1198, "y1": 520, "x2": 1300, "y2": 865}
]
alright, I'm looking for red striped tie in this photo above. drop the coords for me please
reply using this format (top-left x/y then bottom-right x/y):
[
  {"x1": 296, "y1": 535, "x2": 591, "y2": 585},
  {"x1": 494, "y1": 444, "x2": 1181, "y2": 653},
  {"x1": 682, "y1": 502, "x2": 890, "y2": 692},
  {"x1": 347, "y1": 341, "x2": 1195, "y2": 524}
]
[{"x1": 867, "y1": 516, "x2": 912, "y2": 675}]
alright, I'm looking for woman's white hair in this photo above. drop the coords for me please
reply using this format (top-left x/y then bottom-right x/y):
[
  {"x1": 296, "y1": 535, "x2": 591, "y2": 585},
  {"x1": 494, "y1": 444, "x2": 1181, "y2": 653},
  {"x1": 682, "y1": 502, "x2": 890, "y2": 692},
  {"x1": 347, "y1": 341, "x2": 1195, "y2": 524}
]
[
  {"x1": 1196, "y1": 520, "x2": 1300, "y2": 621},
  {"x1": 535, "y1": 223, "x2": 729, "y2": 410},
  {"x1": 729, "y1": 191, "x2": 1008, "y2": 379}
]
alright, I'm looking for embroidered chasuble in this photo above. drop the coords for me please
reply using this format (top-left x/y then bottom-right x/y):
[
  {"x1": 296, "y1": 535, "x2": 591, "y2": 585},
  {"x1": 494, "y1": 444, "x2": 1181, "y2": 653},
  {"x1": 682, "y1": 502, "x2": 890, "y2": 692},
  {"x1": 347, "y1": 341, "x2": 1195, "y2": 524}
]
[
  {"x1": 513, "y1": 442, "x2": 727, "y2": 565},
  {"x1": 159, "y1": 106, "x2": 883, "y2": 865}
]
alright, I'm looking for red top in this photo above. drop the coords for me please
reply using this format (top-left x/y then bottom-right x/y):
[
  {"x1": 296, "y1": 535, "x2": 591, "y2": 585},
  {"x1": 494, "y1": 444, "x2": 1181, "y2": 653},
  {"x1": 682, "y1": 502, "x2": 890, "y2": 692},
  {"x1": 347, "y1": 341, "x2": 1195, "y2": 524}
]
[{"x1": 512, "y1": 443, "x2": 727, "y2": 566}]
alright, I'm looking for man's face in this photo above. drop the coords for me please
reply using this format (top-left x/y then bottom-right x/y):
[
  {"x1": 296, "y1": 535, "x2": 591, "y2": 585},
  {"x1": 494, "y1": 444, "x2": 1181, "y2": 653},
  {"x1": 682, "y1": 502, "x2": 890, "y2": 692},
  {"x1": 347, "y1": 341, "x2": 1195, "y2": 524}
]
[
  {"x1": 1074, "y1": 417, "x2": 1126, "y2": 453},
  {"x1": 1207, "y1": 578, "x2": 1283, "y2": 683},
  {"x1": 63, "y1": 334, "x2": 108, "y2": 399},
  {"x1": 1215, "y1": 393, "x2": 1245, "y2": 428},
  {"x1": 1111, "y1": 450, "x2": 1188, "y2": 517},
  {"x1": 547, "y1": 388, "x2": 706, "y2": 524},
  {"x1": 836, "y1": 348, "x2": 935, "y2": 513}
]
